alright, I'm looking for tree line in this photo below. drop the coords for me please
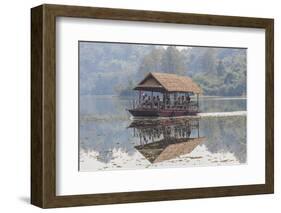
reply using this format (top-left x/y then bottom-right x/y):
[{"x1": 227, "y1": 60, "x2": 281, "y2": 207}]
[{"x1": 79, "y1": 42, "x2": 247, "y2": 96}]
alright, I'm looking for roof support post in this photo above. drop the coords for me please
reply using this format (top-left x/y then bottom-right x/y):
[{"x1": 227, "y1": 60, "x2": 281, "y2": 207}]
[
  {"x1": 163, "y1": 93, "x2": 166, "y2": 110},
  {"x1": 196, "y1": 93, "x2": 199, "y2": 111},
  {"x1": 139, "y1": 90, "x2": 141, "y2": 107},
  {"x1": 197, "y1": 121, "x2": 200, "y2": 138},
  {"x1": 151, "y1": 91, "x2": 153, "y2": 109}
]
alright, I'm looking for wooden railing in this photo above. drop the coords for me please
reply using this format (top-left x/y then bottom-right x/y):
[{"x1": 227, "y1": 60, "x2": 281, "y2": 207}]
[{"x1": 131, "y1": 100, "x2": 199, "y2": 111}]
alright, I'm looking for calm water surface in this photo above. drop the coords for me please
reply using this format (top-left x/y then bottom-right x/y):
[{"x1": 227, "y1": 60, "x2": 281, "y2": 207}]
[{"x1": 79, "y1": 95, "x2": 246, "y2": 171}]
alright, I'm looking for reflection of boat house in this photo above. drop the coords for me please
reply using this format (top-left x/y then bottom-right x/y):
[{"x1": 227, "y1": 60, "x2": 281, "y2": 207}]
[
  {"x1": 128, "y1": 118, "x2": 205, "y2": 163},
  {"x1": 128, "y1": 72, "x2": 202, "y2": 117}
]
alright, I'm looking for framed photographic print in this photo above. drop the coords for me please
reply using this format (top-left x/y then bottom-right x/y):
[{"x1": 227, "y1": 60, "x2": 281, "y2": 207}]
[{"x1": 31, "y1": 4, "x2": 274, "y2": 208}]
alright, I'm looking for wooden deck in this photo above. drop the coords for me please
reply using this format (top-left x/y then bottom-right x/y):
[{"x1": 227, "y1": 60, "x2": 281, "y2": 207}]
[{"x1": 128, "y1": 101, "x2": 199, "y2": 117}]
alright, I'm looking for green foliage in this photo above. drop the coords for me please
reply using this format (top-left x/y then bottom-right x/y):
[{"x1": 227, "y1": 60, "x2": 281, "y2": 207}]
[
  {"x1": 160, "y1": 46, "x2": 185, "y2": 75},
  {"x1": 189, "y1": 48, "x2": 247, "y2": 96},
  {"x1": 80, "y1": 42, "x2": 247, "y2": 97},
  {"x1": 137, "y1": 47, "x2": 165, "y2": 79}
]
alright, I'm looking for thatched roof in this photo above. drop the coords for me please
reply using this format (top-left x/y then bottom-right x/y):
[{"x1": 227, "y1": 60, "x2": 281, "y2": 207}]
[
  {"x1": 134, "y1": 72, "x2": 202, "y2": 94},
  {"x1": 135, "y1": 137, "x2": 205, "y2": 163}
]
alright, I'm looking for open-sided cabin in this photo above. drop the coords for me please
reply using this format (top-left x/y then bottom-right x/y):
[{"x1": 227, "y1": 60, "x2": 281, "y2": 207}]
[{"x1": 128, "y1": 72, "x2": 202, "y2": 117}]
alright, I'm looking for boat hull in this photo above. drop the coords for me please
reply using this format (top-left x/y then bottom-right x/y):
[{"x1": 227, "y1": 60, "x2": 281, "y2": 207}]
[{"x1": 128, "y1": 109, "x2": 198, "y2": 117}]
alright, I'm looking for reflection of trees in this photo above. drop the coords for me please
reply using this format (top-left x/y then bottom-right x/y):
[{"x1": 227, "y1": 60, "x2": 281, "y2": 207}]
[
  {"x1": 80, "y1": 95, "x2": 130, "y2": 119},
  {"x1": 200, "y1": 116, "x2": 247, "y2": 163},
  {"x1": 80, "y1": 115, "x2": 247, "y2": 164},
  {"x1": 199, "y1": 98, "x2": 246, "y2": 113},
  {"x1": 80, "y1": 120, "x2": 137, "y2": 164}
]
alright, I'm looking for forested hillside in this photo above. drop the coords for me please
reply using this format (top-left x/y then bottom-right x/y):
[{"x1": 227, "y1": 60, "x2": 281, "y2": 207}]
[{"x1": 79, "y1": 42, "x2": 247, "y2": 96}]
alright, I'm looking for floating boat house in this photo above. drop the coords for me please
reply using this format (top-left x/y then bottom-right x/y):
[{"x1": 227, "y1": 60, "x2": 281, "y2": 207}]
[{"x1": 128, "y1": 72, "x2": 202, "y2": 117}]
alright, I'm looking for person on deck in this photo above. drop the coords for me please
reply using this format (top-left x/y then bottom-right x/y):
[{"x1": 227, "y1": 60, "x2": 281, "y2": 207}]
[
  {"x1": 156, "y1": 95, "x2": 160, "y2": 108},
  {"x1": 187, "y1": 95, "x2": 191, "y2": 103},
  {"x1": 141, "y1": 93, "x2": 147, "y2": 108},
  {"x1": 148, "y1": 96, "x2": 151, "y2": 108},
  {"x1": 177, "y1": 97, "x2": 181, "y2": 108},
  {"x1": 153, "y1": 96, "x2": 156, "y2": 108},
  {"x1": 181, "y1": 96, "x2": 185, "y2": 104}
]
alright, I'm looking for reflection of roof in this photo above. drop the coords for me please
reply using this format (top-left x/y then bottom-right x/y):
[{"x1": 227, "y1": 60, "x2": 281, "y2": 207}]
[
  {"x1": 134, "y1": 72, "x2": 202, "y2": 94},
  {"x1": 135, "y1": 137, "x2": 205, "y2": 163}
]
